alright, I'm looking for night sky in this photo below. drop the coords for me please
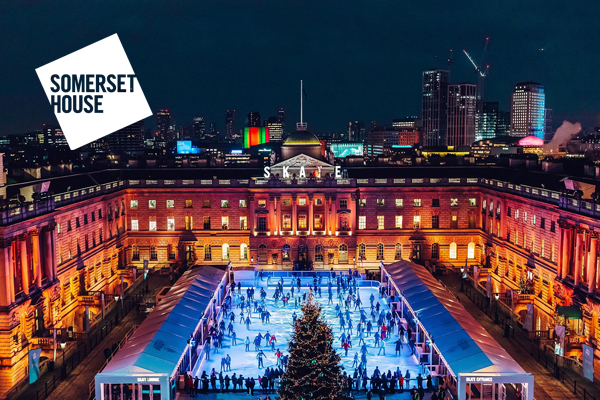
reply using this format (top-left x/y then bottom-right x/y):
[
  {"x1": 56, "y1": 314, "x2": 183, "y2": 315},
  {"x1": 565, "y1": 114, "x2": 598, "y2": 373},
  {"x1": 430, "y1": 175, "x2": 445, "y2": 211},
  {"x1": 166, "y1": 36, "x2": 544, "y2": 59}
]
[{"x1": 2, "y1": 0, "x2": 600, "y2": 135}]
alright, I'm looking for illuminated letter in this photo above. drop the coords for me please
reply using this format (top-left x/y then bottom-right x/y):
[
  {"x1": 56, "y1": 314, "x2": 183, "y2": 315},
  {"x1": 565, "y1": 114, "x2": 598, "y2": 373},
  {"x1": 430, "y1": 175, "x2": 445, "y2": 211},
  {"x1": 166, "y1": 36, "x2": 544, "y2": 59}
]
[
  {"x1": 317, "y1": 166, "x2": 322, "y2": 178},
  {"x1": 335, "y1": 165, "x2": 342, "y2": 179},
  {"x1": 300, "y1": 166, "x2": 306, "y2": 178},
  {"x1": 283, "y1": 166, "x2": 290, "y2": 178},
  {"x1": 263, "y1": 166, "x2": 271, "y2": 179}
]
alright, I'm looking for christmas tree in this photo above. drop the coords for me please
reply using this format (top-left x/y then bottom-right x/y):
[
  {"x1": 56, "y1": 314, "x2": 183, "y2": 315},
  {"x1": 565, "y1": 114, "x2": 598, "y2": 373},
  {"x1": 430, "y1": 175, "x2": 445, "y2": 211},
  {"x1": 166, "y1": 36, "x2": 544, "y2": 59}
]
[{"x1": 278, "y1": 294, "x2": 348, "y2": 400}]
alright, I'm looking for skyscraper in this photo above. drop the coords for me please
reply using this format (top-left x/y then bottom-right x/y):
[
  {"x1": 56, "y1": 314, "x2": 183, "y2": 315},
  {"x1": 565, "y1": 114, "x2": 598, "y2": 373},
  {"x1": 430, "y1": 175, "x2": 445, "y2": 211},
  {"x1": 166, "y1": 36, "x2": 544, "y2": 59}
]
[
  {"x1": 447, "y1": 84, "x2": 477, "y2": 146},
  {"x1": 277, "y1": 108, "x2": 286, "y2": 136},
  {"x1": 422, "y1": 69, "x2": 449, "y2": 146},
  {"x1": 247, "y1": 111, "x2": 261, "y2": 128},
  {"x1": 347, "y1": 121, "x2": 365, "y2": 142},
  {"x1": 192, "y1": 116, "x2": 205, "y2": 139},
  {"x1": 265, "y1": 116, "x2": 284, "y2": 142},
  {"x1": 156, "y1": 110, "x2": 171, "y2": 140},
  {"x1": 545, "y1": 108, "x2": 553, "y2": 140},
  {"x1": 226, "y1": 110, "x2": 235, "y2": 139},
  {"x1": 475, "y1": 102, "x2": 510, "y2": 141},
  {"x1": 41, "y1": 124, "x2": 68, "y2": 149},
  {"x1": 107, "y1": 120, "x2": 145, "y2": 154},
  {"x1": 510, "y1": 82, "x2": 545, "y2": 138}
]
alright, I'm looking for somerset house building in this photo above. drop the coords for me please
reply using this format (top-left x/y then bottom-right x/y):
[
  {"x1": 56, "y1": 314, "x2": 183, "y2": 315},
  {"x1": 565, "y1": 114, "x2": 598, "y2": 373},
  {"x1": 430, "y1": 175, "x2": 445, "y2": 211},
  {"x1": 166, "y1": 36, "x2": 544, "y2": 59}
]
[{"x1": 0, "y1": 126, "x2": 599, "y2": 396}]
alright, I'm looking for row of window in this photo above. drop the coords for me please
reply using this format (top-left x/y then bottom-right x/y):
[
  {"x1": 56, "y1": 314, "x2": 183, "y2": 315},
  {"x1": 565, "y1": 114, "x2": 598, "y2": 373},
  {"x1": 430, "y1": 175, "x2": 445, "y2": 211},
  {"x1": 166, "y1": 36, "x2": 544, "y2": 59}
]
[
  {"x1": 57, "y1": 209, "x2": 103, "y2": 234},
  {"x1": 130, "y1": 216, "x2": 249, "y2": 231},
  {"x1": 362, "y1": 198, "x2": 476, "y2": 208},
  {"x1": 358, "y1": 214, "x2": 473, "y2": 230},
  {"x1": 131, "y1": 199, "x2": 248, "y2": 209}
]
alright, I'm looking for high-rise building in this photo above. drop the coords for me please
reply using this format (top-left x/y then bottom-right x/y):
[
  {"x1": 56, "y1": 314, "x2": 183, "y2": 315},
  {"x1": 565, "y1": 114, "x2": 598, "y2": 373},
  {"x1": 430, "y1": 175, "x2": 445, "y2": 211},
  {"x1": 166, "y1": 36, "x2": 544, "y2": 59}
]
[
  {"x1": 475, "y1": 102, "x2": 510, "y2": 141},
  {"x1": 392, "y1": 117, "x2": 417, "y2": 128},
  {"x1": 192, "y1": 116, "x2": 205, "y2": 139},
  {"x1": 447, "y1": 84, "x2": 477, "y2": 146},
  {"x1": 107, "y1": 120, "x2": 145, "y2": 154},
  {"x1": 247, "y1": 111, "x2": 261, "y2": 128},
  {"x1": 226, "y1": 110, "x2": 235, "y2": 139},
  {"x1": 545, "y1": 108, "x2": 553, "y2": 141},
  {"x1": 277, "y1": 108, "x2": 286, "y2": 136},
  {"x1": 42, "y1": 124, "x2": 68, "y2": 149},
  {"x1": 422, "y1": 70, "x2": 449, "y2": 146},
  {"x1": 510, "y1": 82, "x2": 545, "y2": 139},
  {"x1": 156, "y1": 110, "x2": 171, "y2": 139},
  {"x1": 265, "y1": 117, "x2": 284, "y2": 142},
  {"x1": 347, "y1": 121, "x2": 365, "y2": 142}
]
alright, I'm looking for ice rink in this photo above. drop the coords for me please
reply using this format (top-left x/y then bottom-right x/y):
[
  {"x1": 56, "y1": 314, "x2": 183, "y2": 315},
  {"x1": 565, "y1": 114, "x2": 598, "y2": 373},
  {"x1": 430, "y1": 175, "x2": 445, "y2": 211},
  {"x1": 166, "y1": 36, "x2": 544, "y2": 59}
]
[{"x1": 192, "y1": 278, "x2": 420, "y2": 381}]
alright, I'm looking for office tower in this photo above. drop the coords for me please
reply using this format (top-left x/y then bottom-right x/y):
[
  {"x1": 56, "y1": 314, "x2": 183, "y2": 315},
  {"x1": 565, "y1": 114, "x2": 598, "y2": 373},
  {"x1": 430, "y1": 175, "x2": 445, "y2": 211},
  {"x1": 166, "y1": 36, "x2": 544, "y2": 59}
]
[
  {"x1": 265, "y1": 116, "x2": 284, "y2": 142},
  {"x1": 107, "y1": 120, "x2": 145, "y2": 154},
  {"x1": 226, "y1": 110, "x2": 235, "y2": 139},
  {"x1": 475, "y1": 102, "x2": 512, "y2": 141},
  {"x1": 277, "y1": 108, "x2": 286, "y2": 136},
  {"x1": 510, "y1": 82, "x2": 545, "y2": 138},
  {"x1": 447, "y1": 84, "x2": 477, "y2": 146},
  {"x1": 193, "y1": 116, "x2": 205, "y2": 139},
  {"x1": 247, "y1": 111, "x2": 261, "y2": 128},
  {"x1": 156, "y1": 110, "x2": 171, "y2": 140},
  {"x1": 41, "y1": 124, "x2": 68, "y2": 149},
  {"x1": 545, "y1": 108, "x2": 553, "y2": 140},
  {"x1": 422, "y1": 69, "x2": 449, "y2": 146},
  {"x1": 347, "y1": 121, "x2": 365, "y2": 142}
]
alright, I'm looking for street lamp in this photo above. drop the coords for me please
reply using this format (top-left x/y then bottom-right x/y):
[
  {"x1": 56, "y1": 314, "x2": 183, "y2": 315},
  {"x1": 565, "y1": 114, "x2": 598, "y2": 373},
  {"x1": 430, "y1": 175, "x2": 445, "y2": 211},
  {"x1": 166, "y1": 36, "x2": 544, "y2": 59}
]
[
  {"x1": 460, "y1": 266, "x2": 466, "y2": 292},
  {"x1": 494, "y1": 293, "x2": 500, "y2": 324},
  {"x1": 114, "y1": 295, "x2": 120, "y2": 325},
  {"x1": 60, "y1": 341, "x2": 67, "y2": 378}
]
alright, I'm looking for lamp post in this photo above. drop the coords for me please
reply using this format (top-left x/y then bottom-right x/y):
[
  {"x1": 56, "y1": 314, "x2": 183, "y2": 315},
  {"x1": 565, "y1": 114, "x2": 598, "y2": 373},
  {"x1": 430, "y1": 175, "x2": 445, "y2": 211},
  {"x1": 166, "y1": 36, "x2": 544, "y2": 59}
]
[
  {"x1": 114, "y1": 295, "x2": 120, "y2": 325},
  {"x1": 460, "y1": 266, "x2": 465, "y2": 292},
  {"x1": 187, "y1": 335, "x2": 195, "y2": 372},
  {"x1": 60, "y1": 341, "x2": 67, "y2": 378},
  {"x1": 494, "y1": 293, "x2": 500, "y2": 324}
]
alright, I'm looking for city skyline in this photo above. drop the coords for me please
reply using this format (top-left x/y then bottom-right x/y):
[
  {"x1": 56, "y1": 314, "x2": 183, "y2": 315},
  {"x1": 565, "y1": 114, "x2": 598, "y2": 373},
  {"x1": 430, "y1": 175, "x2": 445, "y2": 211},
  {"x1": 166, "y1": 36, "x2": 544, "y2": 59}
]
[{"x1": 1, "y1": 1, "x2": 600, "y2": 136}]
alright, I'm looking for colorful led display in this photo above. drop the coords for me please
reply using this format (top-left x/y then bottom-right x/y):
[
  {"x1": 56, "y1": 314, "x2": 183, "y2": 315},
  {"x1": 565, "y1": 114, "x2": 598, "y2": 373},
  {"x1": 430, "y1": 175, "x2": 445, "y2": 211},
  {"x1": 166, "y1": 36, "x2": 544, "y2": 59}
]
[{"x1": 243, "y1": 127, "x2": 270, "y2": 148}]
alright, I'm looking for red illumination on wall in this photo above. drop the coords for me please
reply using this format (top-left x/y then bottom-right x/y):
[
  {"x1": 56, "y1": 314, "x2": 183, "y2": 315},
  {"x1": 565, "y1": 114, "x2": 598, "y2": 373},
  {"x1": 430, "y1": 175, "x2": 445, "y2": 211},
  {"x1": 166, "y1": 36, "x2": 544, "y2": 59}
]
[{"x1": 518, "y1": 136, "x2": 544, "y2": 147}]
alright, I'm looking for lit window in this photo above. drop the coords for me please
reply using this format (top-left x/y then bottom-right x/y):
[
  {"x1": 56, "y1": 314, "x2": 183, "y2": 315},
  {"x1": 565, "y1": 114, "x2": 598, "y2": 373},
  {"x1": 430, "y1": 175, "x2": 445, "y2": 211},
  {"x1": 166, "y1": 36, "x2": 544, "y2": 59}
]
[
  {"x1": 239, "y1": 199, "x2": 247, "y2": 208},
  {"x1": 222, "y1": 244, "x2": 229, "y2": 260},
  {"x1": 131, "y1": 219, "x2": 139, "y2": 231},
  {"x1": 283, "y1": 199, "x2": 291, "y2": 206},
  {"x1": 431, "y1": 243, "x2": 439, "y2": 259},
  {"x1": 377, "y1": 215, "x2": 385, "y2": 230},
  {"x1": 315, "y1": 245, "x2": 324, "y2": 262},
  {"x1": 413, "y1": 215, "x2": 421, "y2": 229},
  {"x1": 314, "y1": 214, "x2": 323, "y2": 230},
  {"x1": 258, "y1": 216, "x2": 267, "y2": 231},
  {"x1": 299, "y1": 215, "x2": 307, "y2": 230},
  {"x1": 57, "y1": 223, "x2": 62, "y2": 234},
  {"x1": 240, "y1": 216, "x2": 248, "y2": 230},
  {"x1": 451, "y1": 215, "x2": 458, "y2": 229},
  {"x1": 469, "y1": 198, "x2": 476, "y2": 207},
  {"x1": 359, "y1": 199, "x2": 366, "y2": 207},
  {"x1": 414, "y1": 199, "x2": 421, "y2": 207},
  {"x1": 149, "y1": 200, "x2": 156, "y2": 209},
  {"x1": 166, "y1": 200, "x2": 174, "y2": 208},
  {"x1": 315, "y1": 198, "x2": 323, "y2": 206},
  {"x1": 395, "y1": 216, "x2": 403, "y2": 229},
  {"x1": 185, "y1": 200, "x2": 193, "y2": 208},
  {"x1": 395, "y1": 199, "x2": 403, "y2": 207},
  {"x1": 222, "y1": 216, "x2": 229, "y2": 230},
  {"x1": 450, "y1": 198, "x2": 458, "y2": 207},
  {"x1": 240, "y1": 243, "x2": 248, "y2": 260},
  {"x1": 283, "y1": 215, "x2": 291, "y2": 229},
  {"x1": 149, "y1": 218, "x2": 157, "y2": 231},
  {"x1": 203, "y1": 199, "x2": 211, "y2": 208},
  {"x1": 532, "y1": 215, "x2": 536, "y2": 226},
  {"x1": 203, "y1": 216, "x2": 211, "y2": 229},
  {"x1": 395, "y1": 243, "x2": 402, "y2": 260},
  {"x1": 298, "y1": 198, "x2": 307, "y2": 206},
  {"x1": 468, "y1": 242, "x2": 475, "y2": 259},
  {"x1": 204, "y1": 244, "x2": 212, "y2": 260},
  {"x1": 185, "y1": 216, "x2": 193, "y2": 230},
  {"x1": 130, "y1": 200, "x2": 138, "y2": 209},
  {"x1": 449, "y1": 243, "x2": 457, "y2": 259},
  {"x1": 524, "y1": 212, "x2": 528, "y2": 223},
  {"x1": 377, "y1": 243, "x2": 384, "y2": 260},
  {"x1": 221, "y1": 200, "x2": 229, "y2": 208},
  {"x1": 377, "y1": 199, "x2": 385, "y2": 207},
  {"x1": 359, "y1": 216, "x2": 366, "y2": 230},
  {"x1": 515, "y1": 210, "x2": 520, "y2": 220},
  {"x1": 358, "y1": 243, "x2": 366, "y2": 259},
  {"x1": 167, "y1": 218, "x2": 175, "y2": 231},
  {"x1": 258, "y1": 199, "x2": 267, "y2": 208}
]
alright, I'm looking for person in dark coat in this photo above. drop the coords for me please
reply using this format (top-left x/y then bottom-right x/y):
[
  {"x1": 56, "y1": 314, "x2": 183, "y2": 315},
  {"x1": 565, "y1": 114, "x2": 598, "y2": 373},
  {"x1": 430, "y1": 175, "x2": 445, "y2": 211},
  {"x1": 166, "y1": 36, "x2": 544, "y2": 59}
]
[
  {"x1": 193, "y1": 376, "x2": 199, "y2": 396},
  {"x1": 224, "y1": 374, "x2": 231, "y2": 392}
]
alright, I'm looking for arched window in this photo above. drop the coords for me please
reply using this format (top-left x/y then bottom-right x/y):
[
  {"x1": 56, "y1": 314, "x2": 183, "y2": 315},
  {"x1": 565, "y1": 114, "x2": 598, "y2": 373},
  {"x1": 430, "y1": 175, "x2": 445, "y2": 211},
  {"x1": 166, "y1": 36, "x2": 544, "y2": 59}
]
[
  {"x1": 282, "y1": 244, "x2": 291, "y2": 261},
  {"x1": 204, "y1": 244, "x2": 212, "y2": 261},
  {"x1": 431, "y1": 243, "x2": 439, "y2": 259},
  {"x1": 258, "y1": 244, "x2": 268, "y2": 264},
  {"x1": 467, "y1": 242, "x2": 475, "y2": 259},
  {"x1": 240, "y1": 243, "x2": 247, "y2": 260},
  {"x1": 315, "y1": 244, "x2": 324, "y2": 262},
  {"x1": 395, "y1": 243, "x2": 402, "y2": 260},
  {"x1": 222, "y1": 243, "x2": 230, "y2": 260},
  {"x1": 132, "y1": 245, "x2": 140, "y2": 261},
  {"x1": 339, "y1": 244, "x2": 348, "y2": 263},
  {"x1": 377, "y1": 243, "x2": 384, "y2": 260},
  {"x1": 358, "y1": 243, "x2": 366, "y2": 260},
  {"x1": 449, "y1": 242, "x2": 457, "y2": 259}
]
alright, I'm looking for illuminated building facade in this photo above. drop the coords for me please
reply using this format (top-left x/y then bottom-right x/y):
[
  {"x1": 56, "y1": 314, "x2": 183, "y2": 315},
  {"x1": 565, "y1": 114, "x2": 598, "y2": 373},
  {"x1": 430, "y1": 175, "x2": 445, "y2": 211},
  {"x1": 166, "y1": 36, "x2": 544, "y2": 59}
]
[
  {"x1": 510, "y1": 82, "x2": 545, "y2": 139},
  {"x1": 156, "y1": 110, "x2": 171, "y2": 140},
  {"x1": 447, "y1": 84, "x2": 477, "y2": 146},
  {"x1": 422, "y1": 69, "x2": 449, "y2": 147},
  {"x1": 2, "y1": 156, "x2": 600, "y2": 393}
]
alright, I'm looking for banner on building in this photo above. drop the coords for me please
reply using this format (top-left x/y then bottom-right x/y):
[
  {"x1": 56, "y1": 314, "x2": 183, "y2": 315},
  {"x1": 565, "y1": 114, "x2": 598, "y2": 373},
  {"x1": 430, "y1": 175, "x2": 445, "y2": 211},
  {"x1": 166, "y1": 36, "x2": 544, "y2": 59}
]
[
  {"x1": 555, "y1": 325, "x2": 566, "y2": 356},
  {"x1": 523, "y1": 304, "x2": 534, "y2": 331},
  {"x1": 583, "y1": 343, "x2": 594, "y2": 381},
  {"x1": 29, "y1": 348, "x2": 42, "y2": 384}
]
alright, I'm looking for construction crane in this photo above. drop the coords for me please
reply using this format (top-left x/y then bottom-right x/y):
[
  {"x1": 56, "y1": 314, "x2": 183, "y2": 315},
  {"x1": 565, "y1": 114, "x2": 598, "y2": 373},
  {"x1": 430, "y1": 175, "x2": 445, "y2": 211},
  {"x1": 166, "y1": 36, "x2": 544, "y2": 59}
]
[{"x1": 463, "y1": 37, "x2": 490, "y2": 110}]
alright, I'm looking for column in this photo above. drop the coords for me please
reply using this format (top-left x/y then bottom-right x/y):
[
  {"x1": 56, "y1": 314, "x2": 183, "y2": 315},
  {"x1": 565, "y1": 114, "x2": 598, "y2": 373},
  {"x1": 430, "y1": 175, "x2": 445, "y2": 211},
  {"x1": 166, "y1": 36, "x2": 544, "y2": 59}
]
[
  {"x1": 330, "y1": 196, "x2": 337, "y2": 234},
  {"x1": 248, "y1": 194, "x2": 256, "y2": 233},
  {"x1": 574, "y1": 228, "x2": 584, "y2": 285},
  {"x1": 43, "y1": 225, "x2": 55, "y2": 282},
  {"x1": 350, "y1": 192, "x2": 358, "y2": 233},
  {"x1": 274, "y1": 196, "x2": 280, "y2": 235},
  {"x1": 0, "y1": 239, "x2": 15, "y2": 306},
  {"x1": 308, "y1": 194, "x2": 314, "y2": 235},
  {"x1": 19, "y1": 234, "x2": 30, "y2": 295},
  {"x1": 268, "y1": 196, "x2": 275, "y2": 235},
  {"x1": 30, "y1": 230, "x2": 42, "y2": 288},
  {"x1": 561, "y1": 225, "x2": 572, "y2": 280},
  {"x1": 588, "y1": 232, "x2": 598, "y2": 294},
  {"x1": 291, "y1": 194, "x2": 297, "y2": 235},
  {"x1": 557, "y1": 224, "x2": 566, "y2": 278},
  {"x1": 324, "y1": 196, "x2": 330, "y2": 234}
]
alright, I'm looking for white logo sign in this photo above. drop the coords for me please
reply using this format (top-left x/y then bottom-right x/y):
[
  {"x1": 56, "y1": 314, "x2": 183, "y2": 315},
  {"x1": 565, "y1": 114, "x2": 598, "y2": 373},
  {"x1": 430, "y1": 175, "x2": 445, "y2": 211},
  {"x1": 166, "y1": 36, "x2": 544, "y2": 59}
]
[{"x1": 36, "y1": 34, "x2": 152, "y2": 150}]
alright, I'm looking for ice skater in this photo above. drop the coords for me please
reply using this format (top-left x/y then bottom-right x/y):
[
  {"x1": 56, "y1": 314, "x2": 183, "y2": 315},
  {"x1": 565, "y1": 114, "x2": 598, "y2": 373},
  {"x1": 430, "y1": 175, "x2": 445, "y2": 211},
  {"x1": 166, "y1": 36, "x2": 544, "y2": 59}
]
[{"x1": 257, "y1": 350, "x2": 267, "y2": 369}]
